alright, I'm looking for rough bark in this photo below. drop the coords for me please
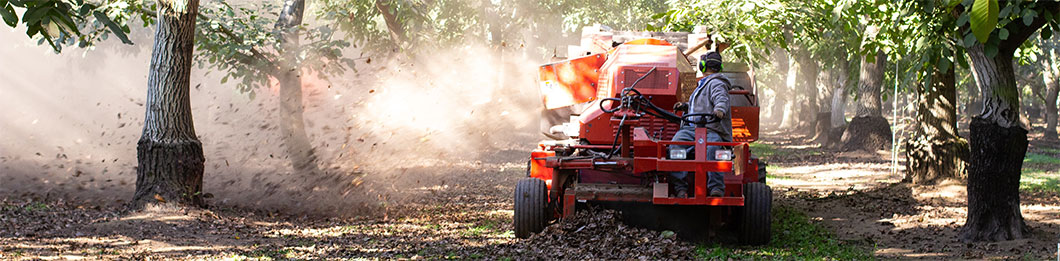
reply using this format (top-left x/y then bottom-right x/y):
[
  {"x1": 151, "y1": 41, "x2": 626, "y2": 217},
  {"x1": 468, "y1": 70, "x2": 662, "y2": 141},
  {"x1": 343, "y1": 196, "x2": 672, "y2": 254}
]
[
  {"x1": 797, "y1": 53, "x2": 821, "y2": 138},
  {"x1": 813, "y1": 112, "x2": 831, "y2": 145},
  {"x1": 831, "y1": 85, "x2": 848, "y2": 127},
  {"x1": 1046, "y1": 73, "x2": 1059, "y2": 140},
  {"x1": 1024, "y1": 73, "x2": 1044, "y2": 124},
  {"x1": 764, "y1": 48, "x2": 784, "y2": 125},
  {"x1": 133, "y1": 0, "x2": 205, "y2": 208},
  {"x1": 841, "y1": 49, "x2": 892, "y2": 151},
  {"x1": 961, "y1": 41, "x2": 1031, "y2": 242},
  {"x1": 777, "y1": 48, "x2": 798, "y2": 129},
  {"x1": 855, "y1": 50, "x2": 886, "y2": 118},
  {"x1": 271, "y1": 0, "x2": 322, "y2": 174},
  {"x1": 375, "y1": 0, "x2": 407, "y2": 46},
  {"x1": 966, "y1": 79, "x2": 982, "y2": 118},
  {"x1": 831, "y1": 61, "x2": 850, "y2": 128},
  {"x1": 828, "y1": 62, "x2": 850, "y2": 148},
  {"x1": 958, "y1": 2, "x2": 1060, "y2": 241},
  {"x1": 1042, "y1": 42, "x2": 1060, "y2": 140},
  {"x1": 961, "y1": 118, "x2": 1029, "y2": 241},
  {"x1": 905, "y1": 62, "x2": 968, "y2": 184}
]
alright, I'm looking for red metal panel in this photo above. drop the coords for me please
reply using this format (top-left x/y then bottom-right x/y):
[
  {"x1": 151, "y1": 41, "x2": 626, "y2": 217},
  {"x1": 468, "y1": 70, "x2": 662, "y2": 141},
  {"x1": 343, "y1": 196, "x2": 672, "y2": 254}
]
[
  {"x1": 578, "y1": 169, "x2": 642, "y2": 185},
  {"x1": 530, "y1": 150, "x2": 555, "y2": 190},
  {"x1": 574, "y1": 191, "x2": 653, "y2": 203},
  {"x1": 617, "y1": 67, "x2": 679, "y2": 95},
  {"x1": 655, "y1": 160, "x2": 733, "y2": 172},
  {"x1": 652, "y1": 197, "x2": 744, "y2": 206},
  {"x1": 563, "y1": 188, "x2": 575, "y2": 218},
  {"x1": 745, "y1": 158, "x2": 761, "y2": 184},
  {"x1": 538, "y1": 54, "x2": 607, "y2": 109},
  {"x1": 580, "y1": 44, "x2": 685, "y2": 145},
  {"x1": 732, "y1": 106, "x2": 759, "y2": 142}
]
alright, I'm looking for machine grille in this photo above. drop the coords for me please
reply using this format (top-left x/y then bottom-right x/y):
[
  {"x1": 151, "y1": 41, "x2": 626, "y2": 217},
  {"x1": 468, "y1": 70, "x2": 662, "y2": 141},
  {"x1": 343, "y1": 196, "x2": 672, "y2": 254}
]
[
  {"x1": 610, "y1": 115, "x2": 680, "y2": 141},
  {"x1": 622, "y1": 68, "x2": 668, "y2": 89}
]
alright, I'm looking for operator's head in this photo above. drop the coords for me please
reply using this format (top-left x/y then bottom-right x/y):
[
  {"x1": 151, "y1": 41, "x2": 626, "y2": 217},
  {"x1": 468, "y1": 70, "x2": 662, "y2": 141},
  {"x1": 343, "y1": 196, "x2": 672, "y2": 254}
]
[{"x1": 699, "y1": 51, "x2": 723, "y2": 74}]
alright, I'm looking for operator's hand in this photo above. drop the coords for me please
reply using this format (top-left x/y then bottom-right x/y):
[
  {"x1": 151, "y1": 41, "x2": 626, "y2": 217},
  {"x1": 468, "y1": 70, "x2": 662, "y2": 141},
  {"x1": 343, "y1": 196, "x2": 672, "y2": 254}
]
[
  {"x1": 713, "y1": 109, "x2": 725, "y2": 119},
  {"x1": 673, "y1": 102, "x2": 689, "y2": 112}
]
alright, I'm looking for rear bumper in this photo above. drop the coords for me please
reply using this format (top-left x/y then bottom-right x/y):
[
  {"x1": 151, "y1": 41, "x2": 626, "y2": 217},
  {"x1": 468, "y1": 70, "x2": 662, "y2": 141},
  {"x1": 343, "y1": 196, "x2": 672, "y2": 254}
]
[{"x1": 561, "y1": 183, "x2": 744, "y2": 216}]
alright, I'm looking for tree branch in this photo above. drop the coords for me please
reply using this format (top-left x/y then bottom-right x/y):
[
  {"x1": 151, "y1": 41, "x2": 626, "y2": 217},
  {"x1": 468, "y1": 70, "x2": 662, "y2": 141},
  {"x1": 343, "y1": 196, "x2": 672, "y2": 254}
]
[
  {"x1": 374, "y1": 0, "x2": 407, "y2": 45},
  {"x1": 1001, "y1": 2, "x2": 1060, "y2": 53},
  {"x1": 135, "y1": 5, "x2": 276, "y2": 70}
]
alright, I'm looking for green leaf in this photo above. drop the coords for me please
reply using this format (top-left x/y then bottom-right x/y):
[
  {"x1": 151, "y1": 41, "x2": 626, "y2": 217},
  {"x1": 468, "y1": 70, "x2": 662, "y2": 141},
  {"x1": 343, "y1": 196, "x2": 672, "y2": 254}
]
[
  {"x1": 92, "y1": 11, "x2": 131, "y2": 44},
  {"x1": 25, "y1": 23, "x2": 37, "y2": 37},
  {"x1": 50, "y1": 9, "x2": 79, "y2": 36},
  {"x1": 956, "y1": 12, "x2": 970, "y2": 27},
  {"x1": 985, "y1": 43, "x2": 998, "y2": 58},
  {"x1": 0, "y1": 4, "x2": 16, "y2": 27},
  {"x1": 955, "y1": 50, "x2": 970, "y2": 69},
  {"x1": 1023, "y1": 8, "x2": 1037, "y2": 26},
  {"x1": 969, "y1": 0, "x2": 999, "y2": 44},
  {"x1": 998, "y1": 3, "x2": 1012, "y2": 18},
  {"x1": 998, "y1": 28, "x2": 1008, "y2": 40},
  {"x1": 22, "y1": 5, "x2": 51, "y2": 25},
  {"x1": 938, "y1": 55, "x2": 952, "y2": 74},
  {"x1": 1043, "y1": 27, "x2": 1053, "y2": 40},
  {"x1": 964, "y1": 32, "x2": 977, "y2": 47},
  {"x1": 77, "y1": 3, "x2": 91, "y2": 16}
]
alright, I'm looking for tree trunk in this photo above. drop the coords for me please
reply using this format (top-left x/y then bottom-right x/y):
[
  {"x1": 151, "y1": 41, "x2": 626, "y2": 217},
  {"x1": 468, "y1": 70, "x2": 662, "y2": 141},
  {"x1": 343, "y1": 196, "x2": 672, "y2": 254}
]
[
  {"x1": 828, "y1": 61, "x2": 850, "y2": 148},
  {"x1": 905, "y1": 60, "x2": 968, "y2": 184},
  {"x1": 777, "y1": 48, "x2": 798, "y2": 129},
  {"x1": 1025, "y1": 75, "x2": 1044, "y2": 125},
  {"x1": 841, "y1": 49, "x2": 892, "y2": 151},
  {"x1": 831, "y1": 84, "x2": 848, "y2": 127},
  {"x1": 1043, "y1": 44, "x2": 1060, "y2": 140},
  {"x1": 767, "y1": 50, "x2": 786, "y2": 126},
  {"x1": 799, "y1": 52, "x2": 820, "y2": 131},
  {"x1": 133, "y1": 0, "x2": 204, "y2": 208},
  {"x1": 273, "y1": 0, "x2": 321, "y2": 174},
  {"x1": 960, "y1": 42, "x2": 1029, "y2": 242},
  {"x1": 831, "y1": 60, "x2": 850, "y2": 128},
  {"x1": 794, "y1": 53, "x2": 824, "y2": 143},
  {"x1": 966, "y1": 79, "x2": 982, "y2": 119},
  {"x1": 375, "y1": 0, "x2": 407, "y2": 47},
  {"x1": 1046, "y1": 73, "x2": 1059, "y2": 140}
]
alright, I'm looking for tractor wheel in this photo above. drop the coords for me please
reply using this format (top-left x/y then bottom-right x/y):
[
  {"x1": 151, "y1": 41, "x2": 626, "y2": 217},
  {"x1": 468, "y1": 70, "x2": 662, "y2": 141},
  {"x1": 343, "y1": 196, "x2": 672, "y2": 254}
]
[
  {"x1": 514, "y1": 178, "x2": 548, "y2": 239},
  {"x1": 757, "y1": 161, "x2": 768, "y2": 183},
  {"x1": 739, "y1": 182, "x2": 772, "y2": 245}
]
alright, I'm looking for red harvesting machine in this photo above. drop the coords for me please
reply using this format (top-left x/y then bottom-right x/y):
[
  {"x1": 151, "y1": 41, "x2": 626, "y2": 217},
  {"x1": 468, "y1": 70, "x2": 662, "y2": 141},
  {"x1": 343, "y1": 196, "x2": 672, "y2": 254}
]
[{"x1": 515, "y1": 37, "x2": 771, "y2": 244}]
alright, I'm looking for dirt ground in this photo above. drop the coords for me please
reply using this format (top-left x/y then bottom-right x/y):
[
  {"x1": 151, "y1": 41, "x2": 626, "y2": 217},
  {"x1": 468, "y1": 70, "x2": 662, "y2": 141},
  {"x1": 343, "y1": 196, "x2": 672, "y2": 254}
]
[
  {"x1": 766, "y1": 130, "x2": 1060, "y2": 260},
  {"x1": 2, "y1": 131, "x2": 1059, "y2": 260}
]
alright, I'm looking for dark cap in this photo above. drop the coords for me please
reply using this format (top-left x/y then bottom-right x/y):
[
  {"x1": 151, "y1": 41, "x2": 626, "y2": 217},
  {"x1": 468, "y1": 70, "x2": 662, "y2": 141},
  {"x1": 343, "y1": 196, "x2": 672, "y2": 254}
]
[{"x1": 701, "y1": 51, "x2": 723, "y2": 68}]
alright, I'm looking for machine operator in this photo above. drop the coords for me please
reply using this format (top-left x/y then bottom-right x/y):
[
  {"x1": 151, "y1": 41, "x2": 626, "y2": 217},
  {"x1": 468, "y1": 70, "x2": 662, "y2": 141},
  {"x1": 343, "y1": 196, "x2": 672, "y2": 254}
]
[{"x1": 670, "y1": 51, "x2": 733, "y2": 198}]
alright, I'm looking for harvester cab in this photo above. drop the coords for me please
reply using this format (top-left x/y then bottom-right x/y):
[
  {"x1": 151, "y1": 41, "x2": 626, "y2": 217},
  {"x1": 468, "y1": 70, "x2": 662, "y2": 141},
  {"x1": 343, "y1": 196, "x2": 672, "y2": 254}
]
[{"x1": 516, "y1": 30, "x2": 771, "y2": 245}]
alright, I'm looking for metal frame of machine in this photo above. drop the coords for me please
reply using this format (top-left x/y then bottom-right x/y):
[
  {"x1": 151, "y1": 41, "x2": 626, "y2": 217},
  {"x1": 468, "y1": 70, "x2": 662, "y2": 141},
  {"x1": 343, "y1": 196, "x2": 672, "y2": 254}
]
[{"x1": 515, "y1": 36, "x2": 772, "y2": 244}]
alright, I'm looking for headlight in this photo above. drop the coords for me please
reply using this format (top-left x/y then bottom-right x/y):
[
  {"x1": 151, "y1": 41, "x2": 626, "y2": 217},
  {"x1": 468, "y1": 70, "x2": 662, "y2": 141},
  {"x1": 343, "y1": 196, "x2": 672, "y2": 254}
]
[
  {"x1": 669, "y1": 148, "x2": 687, "y2": 160},
  {"x1": 715, "y1": 150, "x2": 733, "y2": 161}
]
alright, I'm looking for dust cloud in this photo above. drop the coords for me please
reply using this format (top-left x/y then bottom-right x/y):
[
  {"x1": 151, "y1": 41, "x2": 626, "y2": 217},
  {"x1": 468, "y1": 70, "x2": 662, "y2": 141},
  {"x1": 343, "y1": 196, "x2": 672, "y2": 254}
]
[{"x1": 0, "y1": 22, "x2": 553, "y2": 216}]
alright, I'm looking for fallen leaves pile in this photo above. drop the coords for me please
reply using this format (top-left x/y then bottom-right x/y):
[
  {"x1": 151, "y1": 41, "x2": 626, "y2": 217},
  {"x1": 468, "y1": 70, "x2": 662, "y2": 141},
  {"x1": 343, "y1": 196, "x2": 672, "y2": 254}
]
[{"x1": 505, "y1": 209, "x2": 696, "y2": 260}]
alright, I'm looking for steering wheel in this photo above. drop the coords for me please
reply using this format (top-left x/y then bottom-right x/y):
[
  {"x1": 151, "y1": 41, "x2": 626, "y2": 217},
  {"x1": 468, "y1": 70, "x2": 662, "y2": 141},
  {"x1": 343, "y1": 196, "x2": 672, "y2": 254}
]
[{"x1": 681, "y1": 113, "x2": 720, "y2": 127}]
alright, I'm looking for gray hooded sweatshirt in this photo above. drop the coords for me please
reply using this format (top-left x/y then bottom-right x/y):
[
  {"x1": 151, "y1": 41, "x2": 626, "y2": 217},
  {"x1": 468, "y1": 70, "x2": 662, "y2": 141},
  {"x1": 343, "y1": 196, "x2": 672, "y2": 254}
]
[{"x1": 688, "y1": 73, "x2": 733, "y2": 141}]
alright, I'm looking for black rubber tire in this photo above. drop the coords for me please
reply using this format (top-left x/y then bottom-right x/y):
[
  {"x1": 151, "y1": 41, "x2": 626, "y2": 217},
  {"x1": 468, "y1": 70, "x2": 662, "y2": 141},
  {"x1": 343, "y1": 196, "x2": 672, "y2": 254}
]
[
  {"x1": 525, "y1": 160, "x2": 532, "y2": 177},
  {"x1": 758, "y1": 160, "x2": 768, "y2": 183},
  {"x1": 514, "y1": 178, "x2": 548, "y2": 239},
  {"x1": 739, "y1": 182, "x2": 772, "y2": 245}
]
